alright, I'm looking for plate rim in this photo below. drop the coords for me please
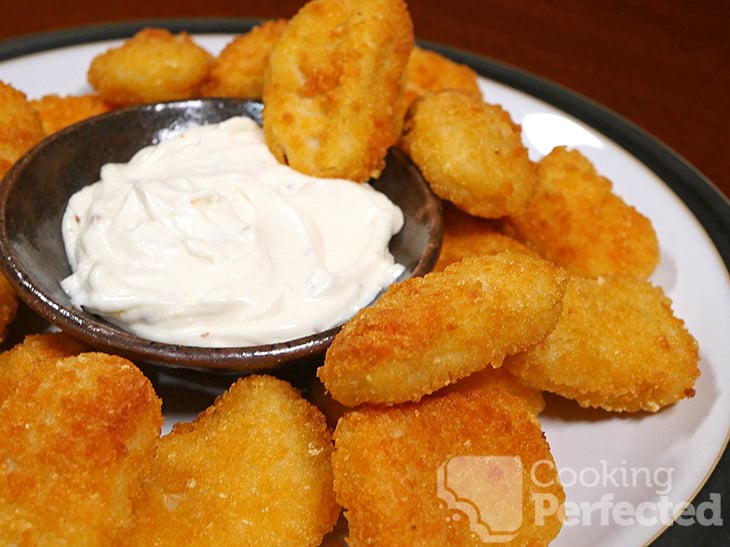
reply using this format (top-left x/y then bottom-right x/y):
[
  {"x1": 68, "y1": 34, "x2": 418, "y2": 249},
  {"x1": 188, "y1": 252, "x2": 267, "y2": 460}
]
[{"x1": 1, "y1": 17, "x2": 728, "y2": 546}]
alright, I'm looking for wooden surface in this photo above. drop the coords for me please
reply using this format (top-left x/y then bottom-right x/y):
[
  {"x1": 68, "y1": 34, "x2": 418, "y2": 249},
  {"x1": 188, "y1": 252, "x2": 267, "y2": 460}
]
[{"x1": 0, "y1": 0, "x2": 728, "y2": 199}]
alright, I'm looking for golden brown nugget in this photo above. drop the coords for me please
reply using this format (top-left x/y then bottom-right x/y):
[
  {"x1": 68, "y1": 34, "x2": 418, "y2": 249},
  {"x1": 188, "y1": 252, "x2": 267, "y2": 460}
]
[
  {"x1": 0, "y1": 333, "x2": 88, "y2": 401},
  {"x1": 133, "y1": 375, "x2": 339, "y2": 547},
  {"x1": 333, "y1": 389, "x2": 565, "y2": 546},
  {"x1": 200, "y1": 19, "x2": 287, "y2": 99},
  {"x1": 434, "y1": 202, "x2": 538, "y2": 271},
  {"x1": 88, "y1": 28, "x2": 213, "y2": 106},
  {"x1": 441, "y1": 366, "x2": 546, "y2": 415},
  {"x1": 0, "y1": 274, "x2": 18, "y2": 344},
  {"x1": 401, "y1": 90, "x2": 536, "y2": 218},
  {"x1": 0, "y1": 81, "x2": 45, "y2": 177},
  {"x1": 505, "y1": 275, "x2": 700, "y2": 412},
  {"x1": 30, "y1": 93, "x2": 114, "y2": 134},
  {"x1": 263, "y1": 0, "x2": 414, "y2": 181},
  {"x1": 506, "y1": 146, "x2": 659, "y2": 278},
  {"x1": 399, "y1": 46, "x2": 482, "y2": 119},
  {"x1": 309, "y1": 378, "x2": 350, "y2": 429},
  {"x1": 318, "y1": 252, "x2": 567, "y2": 406},
  {"x1": 0, "y1": 351, "x2": 162, "y2": 546}
]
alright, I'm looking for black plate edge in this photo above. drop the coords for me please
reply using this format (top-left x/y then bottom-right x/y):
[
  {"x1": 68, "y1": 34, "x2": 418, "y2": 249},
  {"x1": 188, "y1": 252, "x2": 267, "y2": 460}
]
[
  {"x1": 1, "y1": 17, "x2": 728, "y2": 546},
  {"x1": 0, "y1": 17, "x2": 256, "y2": 61}
]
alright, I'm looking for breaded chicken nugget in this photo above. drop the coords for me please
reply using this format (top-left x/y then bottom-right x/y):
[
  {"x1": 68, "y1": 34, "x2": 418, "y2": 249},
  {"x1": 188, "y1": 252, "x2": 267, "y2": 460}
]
[
  {"x1": 441, "y1": 366, "x2": 546, "y2": 415},
  {"x1": 30, "y1": 93, "x2": 114, "y2": 134},
  {"x1": 506, "y1": 146, "x2": 659, "y2": 278},
  {"x1": 399, "y1": 46, "x2": 481, "y2": 120},
  {"x1": 0, "y1": 81, "x2": 45, "y2": 177},
  {"x1": 133, "y1": 375, "x2": 339, "y2": 547},
  {"x1": 0, "y1": 333, "x2": 87, "y2": 401},
  {"x1": 0, "y1": 274, "x2": 18, "y2": 344},
  {"x1": 200, "y1": 19, "x2": 287, "y2": 99},
  {"x1": 309, "y1": 378, "x2": 350, "y2": 429},
  {"x1": 263, "y1": 0, "x2": 414, "y2": 181},
  {"x1": 401, "y1": 90, "x2": 536, "y2": 218},
  {"x1": 505, "y1": 275, "x2": 700, "y2": 412},
  {"x1": 0, "y1": 350, "x2": 162, "y2": 545},
  {"x1": 333, "y1": 388, "x2": 565, "y2": 546},
  {"x1": 434, "y1": 202, "x2": 538, "y2": 271},
  {"x1": 318, "y1": 252, "x2": 567, "y2": 406},
  {"x1": 88, "y1": 28, "x2": 213, "y2": 106}
]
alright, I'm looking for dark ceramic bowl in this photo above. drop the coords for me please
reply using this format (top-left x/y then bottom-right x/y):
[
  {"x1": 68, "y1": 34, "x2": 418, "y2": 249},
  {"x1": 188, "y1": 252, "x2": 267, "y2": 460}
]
[{"x1": 0, "y1": 99, "x2": 442, "y2": 373}]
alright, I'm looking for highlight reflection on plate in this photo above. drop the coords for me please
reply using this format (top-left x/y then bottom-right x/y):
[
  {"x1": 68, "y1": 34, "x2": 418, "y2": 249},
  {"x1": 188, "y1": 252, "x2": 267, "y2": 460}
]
[{"x1": 0, "y1": 21, "x2": 728, "y2": 547}]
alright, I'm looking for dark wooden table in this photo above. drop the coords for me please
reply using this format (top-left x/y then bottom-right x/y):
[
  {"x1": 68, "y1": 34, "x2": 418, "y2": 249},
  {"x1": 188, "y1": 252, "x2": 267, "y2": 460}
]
[{"x1": 0, "y1": 0, "x2": 727, "y2": 201}]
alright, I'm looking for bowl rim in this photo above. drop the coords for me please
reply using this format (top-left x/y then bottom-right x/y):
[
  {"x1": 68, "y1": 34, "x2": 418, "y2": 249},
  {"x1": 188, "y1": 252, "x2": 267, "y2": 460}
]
[{"x1": 0, "y1": 99, "x2": 443, "y2": 373}]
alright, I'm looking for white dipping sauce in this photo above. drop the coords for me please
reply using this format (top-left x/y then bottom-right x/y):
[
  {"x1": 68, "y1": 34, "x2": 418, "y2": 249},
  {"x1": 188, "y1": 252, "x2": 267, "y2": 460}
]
[{"x1": 61, "y1": 116, "x2": 404, "y2": 347}]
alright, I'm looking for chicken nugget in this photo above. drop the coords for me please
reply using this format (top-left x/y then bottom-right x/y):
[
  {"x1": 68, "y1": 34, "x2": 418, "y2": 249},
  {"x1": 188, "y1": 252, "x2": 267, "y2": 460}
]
[
  {"x1": 506, "y1": 146, "x2": 659, "y2": 278},
  {"x1": 0, "y1": 274, "x2": 18, "y2": 344},
  {"x1": 399, "y1": 46, "x2": 482, "y2": 120},
  {"x1": 434, "y1": 201, "x2": 538, "y2": 272},
  {"x1": 200, "y1": 19, "x2": 287, "y2": 99},
  {"x1": 88, "y1": 28, "x2": 213, "y2": 106},
  {"x1": 441, "y1": 366, "x2": 546, "y2": 415},
  {"x1": 0, "y1": 81, "x2": 45, "y2": 177},
  {"x1": 263, "y1": 0, "x2": 414, "y2": 181},
  {"x1": 333, "y1": 388, "x2": 565, "y2": 546},
  {"x1": 504, "y1": 275, "x2": 700, "y2": 412},
  {"x1": 132, "y1": 375, "x2": 339, "y2": 547},
  {"x1": 0, "y1": 350, "x2": 162, "y2": 545},
  {"x1": 0, "y1": 333, "x2": 87, "y2": 401},
  {"x1": 30, "y1": 93, "x2": 114, "y2": 134},
  {"x1": 318, "y1": 252, "x2": 567, "y2": 406},
  {"x1": 309, "y1": 378, "x2": 350, "y2": 429},
  {"x1": 401, "y1": 90, "x2": 536, "y2": 218}
]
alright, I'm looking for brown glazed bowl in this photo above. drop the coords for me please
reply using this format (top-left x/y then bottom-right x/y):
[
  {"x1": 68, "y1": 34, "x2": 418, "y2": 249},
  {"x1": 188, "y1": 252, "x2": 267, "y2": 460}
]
[{"x1": 0, "y1": 99, "x2": 442, "y2": 373}]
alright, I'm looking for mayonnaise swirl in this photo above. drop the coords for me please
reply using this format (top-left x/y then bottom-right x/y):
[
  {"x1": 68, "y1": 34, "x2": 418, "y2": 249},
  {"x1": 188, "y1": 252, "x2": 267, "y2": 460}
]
[{"x1": 61, "y1": 116, "x2": 404, "y2": 347}]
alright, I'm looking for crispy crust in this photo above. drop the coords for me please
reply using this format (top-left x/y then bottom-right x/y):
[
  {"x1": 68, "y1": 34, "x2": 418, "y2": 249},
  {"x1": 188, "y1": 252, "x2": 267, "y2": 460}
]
[
  {"x1": 30, "y1": 93, "x2": 114, "y2": 134},
  {"x1": 440, "y1": 365, "x2": 546, "y2": 415},
  {"x1": 263, "y1": 0, "x2": 414, "y2": 181},
  {"x1": 132, "y1": 375, "x2": 339, "y2": 547},
  {"x1": 200, "y1": 19, "x2": 287, "y2": 99},
  {"x1": 0, "y1": 81, "x2": 45, "y2": 177},
  {"x1": 401, "y1": 90, "x2": 537, "y2": 218},
  {"x1": 434, "y1": 202, "x2": 539, "y2": 272},
  {"x1": 0, "y1": 342, "x2": 161, "y2": 545},
  {"x1": 399, "y1": 46, "x2": 482, "y2": 120},
  {"x1": 318, "y1": 252, "x2": 567, "y2": 406},
  {"x1": 333, "y1": 388, "x2": 564, "y2": 546},
  {"x1": 506, "y1": 146, "x2": 660, "y2": 278},
  {"x1": 87, "y1": 28, "x2": 213, "y2": 106},
  {"x1": 505, "y1": 275, "x2": 700, "y2": 412}
]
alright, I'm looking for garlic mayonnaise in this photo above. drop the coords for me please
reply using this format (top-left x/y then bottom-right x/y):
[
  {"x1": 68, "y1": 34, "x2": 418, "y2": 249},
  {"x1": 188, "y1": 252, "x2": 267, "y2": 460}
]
[{"x1": 61, "y1": 116, "x2": 404, "y2": 347}]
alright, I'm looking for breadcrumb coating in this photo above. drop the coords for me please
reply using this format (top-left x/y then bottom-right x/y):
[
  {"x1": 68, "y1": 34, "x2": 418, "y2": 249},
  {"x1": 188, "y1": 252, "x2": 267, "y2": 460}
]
[
  {"x1": 0, "y1": 81, "x2": 45, "y2": 177},
  {"x1": 200, "y1": 19, "x2": 287, "y2": 99},
  {"x1": 263, "y1": 0, "x2": 414, "y2": 181},
  {"x1": 132, "y1": 375, "x2": 339, "y2": 547},
  {"x1": 505, "y1": 275, "x2": 700, "y2": 412},
  {"x1": 506, "y1": 146, "x2": 660, "y2": 278},
  {"x1": 318, "y1": 252, "x2": 567, "y2": 406},
  {"x1": 434, "y1": 202, "x2": 538, "y2": 272},
  {"x1": 399, "y1": 46, "x2": 481, "y2": 119},
  {"x1": 402, "y1": 90, "x2": 536, "y2": 218},
  {"x1": 333, "y1": 388, "x2": 564, "y2": 546},
  {"x1": 30, "y1": 93, "x2": 113, "y2": 134},
  {"x1": 88, "y1": 28, "x2": 213, "y2": 106},
  {"x1": 0, "y1": 340, "x2": 162, "y2": 546}
]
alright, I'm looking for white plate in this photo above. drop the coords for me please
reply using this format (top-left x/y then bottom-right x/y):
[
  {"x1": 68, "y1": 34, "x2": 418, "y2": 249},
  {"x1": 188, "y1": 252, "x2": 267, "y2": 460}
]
[{"x1": 1, "y1": 24, "x2": 728, "y2": 547}]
